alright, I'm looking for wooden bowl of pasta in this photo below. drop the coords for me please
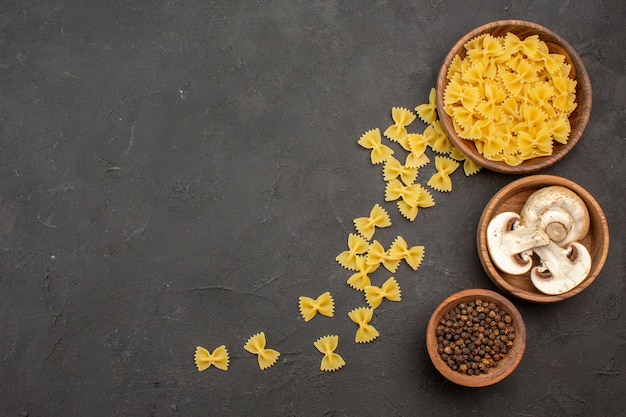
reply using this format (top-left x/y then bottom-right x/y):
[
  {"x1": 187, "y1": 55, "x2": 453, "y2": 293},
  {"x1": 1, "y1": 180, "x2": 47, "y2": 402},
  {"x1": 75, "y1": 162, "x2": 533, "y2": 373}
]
[
  {"x1": 426, "y1": 289, "x2": 526, "y2": 387},
  {"x1": 436, "y1": 20, "x2": 592, "y2": 174},
  {"x1": 477, "y1": 175, "x2": 610, "y2": 303}
]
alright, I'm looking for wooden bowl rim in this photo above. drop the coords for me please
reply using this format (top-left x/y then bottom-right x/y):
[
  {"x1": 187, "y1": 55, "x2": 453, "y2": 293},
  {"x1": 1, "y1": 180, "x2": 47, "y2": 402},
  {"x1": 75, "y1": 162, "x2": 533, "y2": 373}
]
[
  {"x1": 436, "y1": 19, "x2": 592, "y2": 174},
  {"x1": 426, "y1": 288, "x2": 527, "y2": 387},
  {"x1": 477, "y1": 175, "x2": 610, "y2": 303}
]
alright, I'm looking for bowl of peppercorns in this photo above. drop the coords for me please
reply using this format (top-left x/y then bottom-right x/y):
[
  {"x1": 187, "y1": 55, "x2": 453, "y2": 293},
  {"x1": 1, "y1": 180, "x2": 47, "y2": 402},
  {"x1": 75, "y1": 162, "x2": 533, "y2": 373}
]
[{"x1": 426, "y1": 289, "x2": 526, "y2": 387}]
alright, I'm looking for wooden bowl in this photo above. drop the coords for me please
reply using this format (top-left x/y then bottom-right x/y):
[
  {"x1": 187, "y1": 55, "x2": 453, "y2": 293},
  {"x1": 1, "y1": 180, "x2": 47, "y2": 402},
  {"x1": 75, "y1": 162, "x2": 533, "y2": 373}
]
[
  {"x1": 426, "y1": 289, "x2": 526, "y2": 387},
  {"x1": 477, "y1": 175, "x2": 610, "y2": 302},
  {"x1": 436, "y1": 20, "x2": 592, "y2": 174}
]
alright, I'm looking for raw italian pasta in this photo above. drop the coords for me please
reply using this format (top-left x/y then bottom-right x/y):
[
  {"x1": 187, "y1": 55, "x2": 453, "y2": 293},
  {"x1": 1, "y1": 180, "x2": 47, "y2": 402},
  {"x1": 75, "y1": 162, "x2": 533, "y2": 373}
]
[
  {"x1": 443, "y1": 32, "x2": 578, "y2": 164},
  {"x1": 383, "y1": 156, "x2": 418, "y2": 186},
  {"x1": 358, "y1": 128, "x2": 395, "y2": 164},
  {"x1": 450, "y1": 146, "x2": 483, "y2": 176},
  {"x1": 194, "y1": 345, "x2": 229, "y2": 371},
  {"x1": 385, "y1": 178, "x2": 421, "y2": 207},
  {"x1": 388, "y1": 236, "x2": 425, "y2": 270},
  {"x1": 336, "y1": 233, "x2": 369, "y2": 271},
  {"x1": 396, "y1": 183, "x2": 435, "y2": 221},
  {"x1": 353, "y1": 204, "x2": 391, "y2": 241},
  {"x1": 366, "y1": 240, "x2": 402, "y2": 273},
  {"x1": 347, "y1": 255, "x2": 379, "y2": 291},
  {"x1": 299, "y1": 292, "x2": 335, "y2": 322},
  {"x1": 383, "y1": 107, "x2": 416, "y2": 142},
  {"x1": 348, "y1": 307, "x2": 379, "y2": 343},
  {"x1": 424, "y1": 120, "x2": 454, "y2": 154},
  {"x1": 415, "y1": 88, "x2": 438, "y2": 124},
  {"x1": 314, "y1": 335, "x2": 345, "y2": 372},
  {"x1": 364, "y1": 277, "x2": 402, "y2": 309},
  {"x1": 244, "y1": 332, "x2": 280, "y2": 370},
  {"x1": 427, "y1": 156, "x2": 460, "y2": 192}
]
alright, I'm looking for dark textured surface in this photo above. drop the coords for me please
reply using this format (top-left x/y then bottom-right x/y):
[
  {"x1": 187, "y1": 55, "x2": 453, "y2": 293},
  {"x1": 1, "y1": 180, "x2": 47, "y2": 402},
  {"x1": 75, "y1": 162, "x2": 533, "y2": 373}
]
[{"x1": 1, "y1": 1, "x2": 624, "y2": 416}]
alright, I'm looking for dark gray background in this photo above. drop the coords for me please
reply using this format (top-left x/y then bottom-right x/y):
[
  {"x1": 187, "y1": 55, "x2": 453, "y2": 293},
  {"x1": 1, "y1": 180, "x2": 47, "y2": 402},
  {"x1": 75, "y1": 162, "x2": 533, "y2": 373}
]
[{"x1": 1, "y1": 1, "x2": 624, "y2": 416}]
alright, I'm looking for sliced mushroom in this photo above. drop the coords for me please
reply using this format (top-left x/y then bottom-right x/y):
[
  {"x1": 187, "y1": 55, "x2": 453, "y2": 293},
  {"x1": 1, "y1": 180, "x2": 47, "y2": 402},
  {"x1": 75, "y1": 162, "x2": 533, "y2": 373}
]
[
  {"x1": 530, "y1": 241, "x2": 592, "y2": 295},
  {"x1": 486, "y1": 211, "x2": 550, "y2": 275},
  {"x1": 519, "y1": 186, "x2": 590, "y2": 248}
]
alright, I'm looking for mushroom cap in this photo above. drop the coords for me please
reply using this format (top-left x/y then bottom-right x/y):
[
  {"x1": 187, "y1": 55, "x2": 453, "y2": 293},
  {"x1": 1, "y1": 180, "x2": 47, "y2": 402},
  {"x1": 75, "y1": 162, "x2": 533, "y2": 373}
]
[
  {"x1": 519, "y1": 186, "x2": 590, "y2": 247},
  {"x1": 486, "y1": 211, "x2": 549, "y2": 276}
]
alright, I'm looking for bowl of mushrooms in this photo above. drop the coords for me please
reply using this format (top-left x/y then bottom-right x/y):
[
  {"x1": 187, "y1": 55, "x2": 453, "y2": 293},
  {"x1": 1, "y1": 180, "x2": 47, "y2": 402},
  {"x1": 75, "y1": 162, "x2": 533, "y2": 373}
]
[{"x1": 477, "y1": 175, "x2": 609, "y2": 303}]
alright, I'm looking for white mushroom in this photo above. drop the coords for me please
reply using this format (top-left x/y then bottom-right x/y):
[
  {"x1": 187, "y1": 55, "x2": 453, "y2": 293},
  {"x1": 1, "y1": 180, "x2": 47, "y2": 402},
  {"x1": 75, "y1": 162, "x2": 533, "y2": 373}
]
[
  {"x1": 486, "y1": 211, "x2": 550, "y2": 275},
  {"x1": 519, "y1": 186, "x2": 590, "y2": 248},
  {"x1": 530, "y1": 241, "x2": 592, "y2": 295}
]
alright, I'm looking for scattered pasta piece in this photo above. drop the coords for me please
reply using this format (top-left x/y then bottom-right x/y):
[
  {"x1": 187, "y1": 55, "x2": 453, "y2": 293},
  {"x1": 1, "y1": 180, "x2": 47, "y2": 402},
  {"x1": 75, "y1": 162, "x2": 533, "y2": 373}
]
[
  {"x1": 299, "y1": 292, "x2": 335, "y2": 322},
  {"x1": 405, "y1": 151, "x2": 430, "y2": 169},
  {"x1": 383, "y1": 156, "x2": 418, "y2": 186},
  {"x1": 353, "y1": 204, "x2": 391, "y2": 241},
  {"x1": 244, "y1": 332, "x2": 280, "y2": 370},
  {"x1": 336, "y1": 233, "x2": 369, "y2": 271},
  {"x1": 314, "y1": 335, "x2": 345, "y2": 372},
  {"x1": 365, "y1": 277, "x2": 402, "y2": 309},
  {"x1": 450, "y1": 146, "x2": 483, "y2": 176},
  {"x1": 397, "y1": 184, "x2": 435, "y2": 221},
  {"x1": 427, "y1": 156, "x2": 460, "y2": 192},
  {"x1": 366, "y1": 240, "x2": 402, "y2": 273},
  {"x1": 415, "y1": 88, "x2": 438, "y2": 124},
  {"x1": 443, "y1": 31, "x2": 578, "y2": 164},
  {"x1": 358, "y1": 128, "x2": 394, "y2": 164},
  {"x1": 347, "y1": 255, "x2": 379, "y2": 291},
  {"x1": 383, "y1": 107, "x2": 416, "y2": 142},
  {"x1": 385, "y1": 178, "x2": 421, "y2": 207},
  {"x1": 348, "y1": 307, "x2": 379, "y2": 343},
  {"x1": 424, "y1": 120, "x2": 454, "y2": 154},
  {"x1": 194, "y1": 345, "x2": 229, "y2": 372},
  {"x1": 389, "y1": 236, "x2": 425, "y2": 270}
]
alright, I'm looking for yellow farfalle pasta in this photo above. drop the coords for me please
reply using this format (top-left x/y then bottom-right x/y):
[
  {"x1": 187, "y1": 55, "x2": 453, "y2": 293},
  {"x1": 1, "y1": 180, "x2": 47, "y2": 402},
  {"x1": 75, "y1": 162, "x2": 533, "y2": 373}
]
[
  {"x1": 347, "y1": 255, "x2": 378, "y2": 291},
  {"x1": 385, "y1": 178, "x2": 421, "y2": 207},
  {"x1": 427, "y1": 156, "x2": 459, "y2": 192},
  {"x1": 443, "y1": 31, "x2": 578, "y2": 165},
  {"x1": 415, "y1": 88, "x2": 438, "y2": 124},
  {"x1": 396, "y1": 184, "x2": 435, "y2": 221},
  {"x1": 348, "y1": 307, "x2": 379, "y2": 343},
  {"x1": 450, "y1": 146, "x2": 483, "y2": 176},
  {"x1": 388, "y1": 236, "x2": 425, "y2": 270},
  {"x1": 335, "y1": 233, "x2": 369, "y2": 271},
  {"x1": 353, "y1": 204, "x2": 391, "y2": 241},
  {"x1": 358, "y1": 128, "x2": 394, "y2": 164},
  {"x1": 364, "y1": 277, "x2": 401, "y2": 309},
  {"x1": 405, "y1": 151, "x2": 430, "y2": 170},
  {"x1": 424, "y1": 120, "x2": 454, "y2": 154},
  {"x1": 299, "y1": 292, "x2": 335, "y2": 322},
  {"x1": 244, "y1": 332, "x2": 280, "y2": 370},
  {"x1": 407, "y1": 133, "x2": 430, "y2": 158},
  {"x1": 383, "y1": 107, "x2": 416, "y2": 142},
  {"x1": 194, "y1": 345, "x2": 229, "y2": 372},
  {"x1": 383, "y1": 156, "x2": 418, "y2": 186},
  {"x1": 366, "y1": 240, "x2": 401, "y2": 273},
  {"x1": 314, "y1": 335, "x2": 345, "y2": 372}
]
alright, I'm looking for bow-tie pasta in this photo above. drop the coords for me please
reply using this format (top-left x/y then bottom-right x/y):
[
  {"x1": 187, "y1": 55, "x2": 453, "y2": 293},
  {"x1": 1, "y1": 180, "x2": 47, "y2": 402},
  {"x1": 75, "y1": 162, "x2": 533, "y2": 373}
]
[
  {"x1": 244, "y1": 332, "x2": 280, "y2": 370},
  {"x1": 443, "y1": 32, "x2": 578, "y2": 165},
  {"x1": 364, "y1": 277, "x2": 402, "y2": 309},
  {"x1": 299, "y1": 292, "x2": 335, "y2": 322},
  {"x1": 427, "y1": 156, "x2": 460, "y2": 192},
  {"x1": 194, "y1": 345, "x2": 229, "y2": 372},
  {"x1": 314, "y1": 335, "x2": 346, "y2": 372},
  {"x1": 353, "y1": 204, "x2": 392, "y2": 241},
  {"x1": 358, "y1": 128, "x2": 395, "y2": 165},
  {"x1": 348, "y1": 307, "x2": 379, "y2": 343}
]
